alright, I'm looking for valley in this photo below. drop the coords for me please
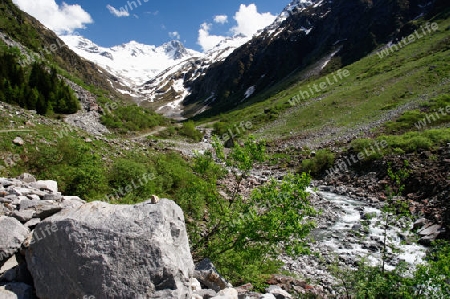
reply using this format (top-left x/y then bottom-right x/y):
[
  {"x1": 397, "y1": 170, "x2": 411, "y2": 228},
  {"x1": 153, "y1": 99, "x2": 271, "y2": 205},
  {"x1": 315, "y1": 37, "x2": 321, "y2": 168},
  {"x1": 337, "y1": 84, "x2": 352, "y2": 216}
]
[{"x1": 1, "y1": 0, "x2": 450, "y2": 298}]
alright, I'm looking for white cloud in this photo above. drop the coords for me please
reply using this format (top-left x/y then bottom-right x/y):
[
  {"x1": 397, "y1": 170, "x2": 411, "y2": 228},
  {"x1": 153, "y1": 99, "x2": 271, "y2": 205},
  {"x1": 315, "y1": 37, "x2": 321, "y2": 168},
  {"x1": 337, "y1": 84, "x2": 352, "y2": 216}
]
[
  {"x1": 106, "y1": 4, "x2": 130, "y2": 17},
  {"x1": 197, "y1": 4, "x2": 276, "y2": 52},
  {"x1": 169, "y1": 31, "x2": 181, "y2": 40},
  {"x1": 231, "y1": 4, "x2": 276, "y2": 37},
  {"x1": 214, "y1": 15, "x2": 228, "y2": 24},
  {"x1": 12, "y1": 0, "x2": 93, "y2": 35},
  {"x1": 197, "y1": 23, "x2": 227, "y2": 52}
]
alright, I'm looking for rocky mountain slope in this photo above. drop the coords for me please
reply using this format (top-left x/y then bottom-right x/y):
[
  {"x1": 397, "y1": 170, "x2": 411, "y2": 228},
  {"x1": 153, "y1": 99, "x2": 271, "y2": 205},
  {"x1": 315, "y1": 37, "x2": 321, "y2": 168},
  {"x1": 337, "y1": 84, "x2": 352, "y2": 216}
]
[
  {"x1": 182, "y1": 0, "x2": 442, "y2": 118},
  {"x1": 136, "y1": 0, "x2": 318, "y2": 117}
]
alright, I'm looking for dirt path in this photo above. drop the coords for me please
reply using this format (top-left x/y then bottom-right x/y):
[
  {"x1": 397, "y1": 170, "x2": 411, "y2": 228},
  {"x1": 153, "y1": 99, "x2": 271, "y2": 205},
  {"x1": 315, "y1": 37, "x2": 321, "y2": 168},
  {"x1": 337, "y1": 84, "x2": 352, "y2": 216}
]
[{"x1": 129, "y1": 126, "x2": 168, "y2": 140}]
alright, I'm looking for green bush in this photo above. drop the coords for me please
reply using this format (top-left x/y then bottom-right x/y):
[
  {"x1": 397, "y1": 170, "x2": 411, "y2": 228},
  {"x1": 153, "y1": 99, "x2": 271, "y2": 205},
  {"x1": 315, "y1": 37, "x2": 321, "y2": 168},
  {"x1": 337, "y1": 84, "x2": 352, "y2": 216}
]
[
  {"x1": 350, "y1": 128, "x2": 450, "y2": 159},
  {"x1": 384, "y1": 110, "x2": 424, "y2": 133},
  {"x1": 178, "y1": 120, "x2": 203, "y2": 142},
  {"x1": 212, "y1": 121, "x2": 229, "y2": 136},
  {"x1": 301, "y1": 149, "x2": 335, "y2": 175},
  {"x1": 158, "y1": 125, "x2": 176, "y2": 138},
  {"x1": 27, "y1": 137, "x2": 108, "y2": 199},
  {"x1": 381, "y1": 128, "x2": 450, "y2": 153},
  {"x1": 101, "y1": 105, "x2": 165, "y2": 133}
]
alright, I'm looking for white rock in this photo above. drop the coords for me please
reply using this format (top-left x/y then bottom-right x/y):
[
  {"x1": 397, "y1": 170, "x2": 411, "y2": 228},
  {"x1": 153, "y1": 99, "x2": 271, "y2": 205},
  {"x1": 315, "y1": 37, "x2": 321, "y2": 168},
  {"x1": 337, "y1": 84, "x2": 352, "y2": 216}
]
[
  {"x1": 1, "y1": 283, "x2": 33, "y2": 299},
  {"x1": 12, "y1": 137, "x2": 24, "y2": 146},
  {"x1": 0, "y1": 255, "x2": 19, "y2": 281},
  {"x1": 62, "y1": 196, "x2": 84, "y2": 202},
  {"x1": 212, "y1": 288, "x2": 238, "y2": 299},
  {"x1": 32, "y1": 180, "x2": 58, "y2": 194},
  {"x1": 266, "y1": 285, "x2": 292, "y2": 299},
  {"x1": 191, "y1": 278, "x2": 202, "y2": 291},
  {"x1": 0, "y1": 288, "x2": 17, "y2": 299}
]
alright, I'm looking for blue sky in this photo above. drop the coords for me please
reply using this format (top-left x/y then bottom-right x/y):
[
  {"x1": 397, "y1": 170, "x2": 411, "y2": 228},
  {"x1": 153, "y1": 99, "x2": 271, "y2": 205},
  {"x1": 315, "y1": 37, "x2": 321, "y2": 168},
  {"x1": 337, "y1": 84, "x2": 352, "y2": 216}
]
[{"x1": 12, "y1": 0, "x2": 287, "y2": 52}]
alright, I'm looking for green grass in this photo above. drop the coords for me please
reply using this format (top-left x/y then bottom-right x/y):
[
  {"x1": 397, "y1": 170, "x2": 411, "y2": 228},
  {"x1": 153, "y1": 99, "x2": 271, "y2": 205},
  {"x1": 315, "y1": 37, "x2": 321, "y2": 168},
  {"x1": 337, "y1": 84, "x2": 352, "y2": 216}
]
[
  {"x1": 383, "y1": 94, "x2": 450, "y2": 134},
  {"x1": 351, "y1": 128, "x2": 450, "y2": 159}
]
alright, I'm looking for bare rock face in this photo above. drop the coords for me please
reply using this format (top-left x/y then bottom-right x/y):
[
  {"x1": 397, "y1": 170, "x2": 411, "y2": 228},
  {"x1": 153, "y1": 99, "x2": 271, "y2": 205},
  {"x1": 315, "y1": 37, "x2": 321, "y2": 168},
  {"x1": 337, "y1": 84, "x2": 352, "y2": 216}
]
[{"x1": 25, "y1": 199, "x2": 194, "y2": 299}]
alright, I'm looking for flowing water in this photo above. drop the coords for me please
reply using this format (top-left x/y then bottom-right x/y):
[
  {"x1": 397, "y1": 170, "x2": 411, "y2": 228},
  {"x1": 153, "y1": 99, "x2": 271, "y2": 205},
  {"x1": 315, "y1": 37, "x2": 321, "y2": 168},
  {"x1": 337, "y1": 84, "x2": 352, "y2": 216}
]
[
  {"x1": 313, "y1": 191, "x2": 426, "y2": 271},
  {"x1": 282, "y1": 189, "x2": 427, "y2": 291}
]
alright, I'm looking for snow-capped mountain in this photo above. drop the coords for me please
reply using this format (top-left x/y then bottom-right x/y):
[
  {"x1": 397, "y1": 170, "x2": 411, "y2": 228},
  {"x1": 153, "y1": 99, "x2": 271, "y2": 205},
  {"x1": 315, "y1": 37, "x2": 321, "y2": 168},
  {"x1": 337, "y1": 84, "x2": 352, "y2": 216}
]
[
  {"x1": 181, "y1": 0, "x2": 435, "y2": 118},
  {"x1": 59, "y1": 0, "x2": 314, "y2": 118},
  {"x1": 60, "y1": 35, "x2": 200, "y2": 90},
  {"x1": 138, "y1": 0, "x2": 321, "y2": 118},
  {"x1": 59, "y1": 29, "x2": 256, "y2": 119},
  {"x1": 58, "y1": 0, "x2": 329, "y2": 119},
  {"x1": 137, "y1": 33, "x2": 255, "y2": 118}
]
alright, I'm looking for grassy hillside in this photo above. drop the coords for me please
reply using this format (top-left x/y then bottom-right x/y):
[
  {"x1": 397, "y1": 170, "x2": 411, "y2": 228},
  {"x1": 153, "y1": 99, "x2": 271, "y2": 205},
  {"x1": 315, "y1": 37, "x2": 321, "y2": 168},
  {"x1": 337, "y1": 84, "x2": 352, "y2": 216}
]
[
  {"x1": 0, "y1": 103, "x2": 197, "y2": 202},
  {"x1": 198, "y1": 12, "x2": 450, "y2": 145}
]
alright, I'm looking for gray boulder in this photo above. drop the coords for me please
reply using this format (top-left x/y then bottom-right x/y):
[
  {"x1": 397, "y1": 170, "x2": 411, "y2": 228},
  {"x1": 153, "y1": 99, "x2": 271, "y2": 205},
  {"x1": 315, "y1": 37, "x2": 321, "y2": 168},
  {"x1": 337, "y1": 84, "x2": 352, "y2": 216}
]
[
  {"x1": 26, "y1": 199, "x2": 194, "y2": 299},
  {"x1": 418, "y1": 224, "x2": 443, "y2": 245},
  {"x1": 11, "y1": 210, "x2": 34, "y2": 223},
  {"x1": 17, "y1": 174, "x2": 36, "y2": 184},
  {"x1": 0, "y1": 217, "x2": 29, "y2": 263},
  {"x1": 0, "y1": 255, "x2": 19, "y2": 282},
  {"x1": 12, "y1": 137, "x2": 24, "y2": 146},
  {"x1": 30, "y1": 180, "x2": 58, "y2": 194},
  {"x1": 195, "y1": 259, "x2": 232, "y2": 292},
  {"x1": 194, "y1": 289, "x2": 217, "y2": 299},
  {"x1": 265, "y1": 285, "x2": 292, "y2": 299}
]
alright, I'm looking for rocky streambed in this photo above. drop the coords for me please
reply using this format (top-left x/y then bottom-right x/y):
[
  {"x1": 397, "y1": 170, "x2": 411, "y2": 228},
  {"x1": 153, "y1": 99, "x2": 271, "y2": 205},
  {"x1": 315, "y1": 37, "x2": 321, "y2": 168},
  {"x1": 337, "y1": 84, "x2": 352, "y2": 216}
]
[{"x1": 281, "y1": 186, "x2": 434, "y2": 295}]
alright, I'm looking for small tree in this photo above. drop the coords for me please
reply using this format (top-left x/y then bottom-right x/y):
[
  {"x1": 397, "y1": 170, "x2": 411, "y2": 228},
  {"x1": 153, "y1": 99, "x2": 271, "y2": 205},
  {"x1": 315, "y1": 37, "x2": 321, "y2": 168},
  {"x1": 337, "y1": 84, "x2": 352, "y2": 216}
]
[{"x1": 189, "y1": 136, "x2": 317, "y2": 287}]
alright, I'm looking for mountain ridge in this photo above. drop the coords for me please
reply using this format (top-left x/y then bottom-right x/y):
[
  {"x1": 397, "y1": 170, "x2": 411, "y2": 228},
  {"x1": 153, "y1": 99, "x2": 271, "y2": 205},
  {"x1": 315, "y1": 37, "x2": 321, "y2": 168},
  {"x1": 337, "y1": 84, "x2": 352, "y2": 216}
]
[{"x1": 182, "y1": 0, "x2": 441, "y2": 118}]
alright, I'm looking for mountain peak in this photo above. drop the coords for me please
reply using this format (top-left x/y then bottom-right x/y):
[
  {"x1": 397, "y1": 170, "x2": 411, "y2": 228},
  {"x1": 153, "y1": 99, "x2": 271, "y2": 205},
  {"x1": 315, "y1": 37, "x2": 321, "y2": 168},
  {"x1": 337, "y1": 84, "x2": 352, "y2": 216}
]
[{"x1": 162, "y1": 40, "x2": 189, "y2": 60}]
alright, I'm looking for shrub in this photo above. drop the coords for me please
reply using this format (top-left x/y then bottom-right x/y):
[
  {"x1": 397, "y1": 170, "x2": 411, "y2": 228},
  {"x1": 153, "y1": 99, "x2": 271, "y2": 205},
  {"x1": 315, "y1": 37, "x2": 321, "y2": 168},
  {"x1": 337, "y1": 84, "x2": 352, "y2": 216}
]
[
  {"x1": 333, "y1": 241, "x2": 450, "y2": 298},
  {"x1": 158, "y1": 125, "x2": 176, "y2": 138},
  {"x1": 301, "y1": 149, "x2": 335, "y2": 175},
  {"x1": 213, "y1": 121, "x2": 229, "y2": 136},
  {"x1": 179, "y1": 120, "x2": 203, "y2": 142},
  {"x1": 100, "y1": 105, "x2": 165, "y2": 133},
  {"x1": 27, "y1": 137, "x2": 108, "y2": 199},
  {"x1": 384, "y1": 110, "x2": 424, "y2": 133}
]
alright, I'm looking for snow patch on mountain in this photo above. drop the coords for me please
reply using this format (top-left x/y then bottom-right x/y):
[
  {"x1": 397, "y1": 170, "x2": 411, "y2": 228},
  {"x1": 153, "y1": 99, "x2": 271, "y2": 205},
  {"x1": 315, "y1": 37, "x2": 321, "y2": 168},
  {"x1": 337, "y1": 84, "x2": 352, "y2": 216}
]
[
  {"x1": 60, "y1": 35, "x2": 200, "y2": 88},
  {"x1": 245, "y1": 86, "x2": 256, "y2": 99}
]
